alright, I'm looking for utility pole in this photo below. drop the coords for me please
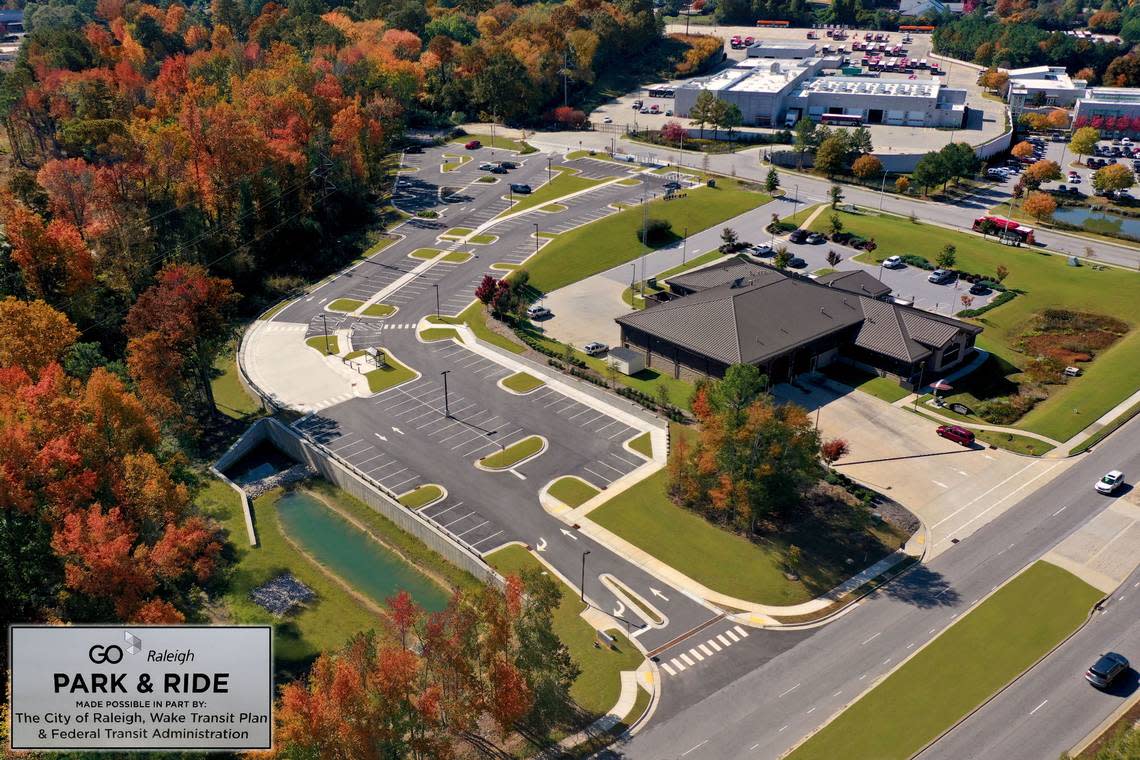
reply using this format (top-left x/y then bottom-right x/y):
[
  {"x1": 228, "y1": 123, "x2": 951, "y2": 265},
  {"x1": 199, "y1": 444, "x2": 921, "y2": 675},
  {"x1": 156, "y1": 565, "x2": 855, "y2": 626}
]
[
  {"x1": 547, "y1": 156, "x2": 552, "y2": 185},
  {"x1": 793, "y1": 183, "x2": 800, "y2": 223},
  {"x1": 879, "y1": 171, "x2": 890, "y2": 210},
  {"x1": 441, "y1": 370, "x2": 451, "y2": 417},
  {"x1": 580, "y1": 550, "x2": 591, "y2": 602},
  {"x1": 682, "y1": 226, "x2": 688, "y2": 264},
  {"x1": 433, "y1": 283, "x2": 440, "y2": 317},
  {"x1": 534, "y1": 223, "x2": 540, "y2": 259},
  {"x1": 320, "y1": 313, "x2": 331, "y2": 354}
]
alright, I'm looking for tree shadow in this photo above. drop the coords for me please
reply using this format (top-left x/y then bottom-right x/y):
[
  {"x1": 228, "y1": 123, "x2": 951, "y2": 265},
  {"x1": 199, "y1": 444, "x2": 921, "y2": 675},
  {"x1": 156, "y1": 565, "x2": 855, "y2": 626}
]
[{"x1": 878, "y1": 563, "x2": 960, "y2": 609}]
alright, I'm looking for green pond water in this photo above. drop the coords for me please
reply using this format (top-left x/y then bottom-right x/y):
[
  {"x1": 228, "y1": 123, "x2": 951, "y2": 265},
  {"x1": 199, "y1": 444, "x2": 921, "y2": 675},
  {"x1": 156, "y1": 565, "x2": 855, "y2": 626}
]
[{"x1": 275, "y1": 490, "x2": 448, "y2": 612}]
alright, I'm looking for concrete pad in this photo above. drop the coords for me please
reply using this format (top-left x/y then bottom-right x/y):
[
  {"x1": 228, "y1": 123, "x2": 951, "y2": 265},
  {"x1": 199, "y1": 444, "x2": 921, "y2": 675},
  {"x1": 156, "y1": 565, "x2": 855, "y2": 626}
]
[
  {"x1": 541, "y1": 275, "x2": 626, "y2": 348},
  {"x1": 1043, "y1": 501, "x2": 1140, "y2": 593},
  {"x1": 242, "y1": 321, "x2": 365, "y2": 412}
]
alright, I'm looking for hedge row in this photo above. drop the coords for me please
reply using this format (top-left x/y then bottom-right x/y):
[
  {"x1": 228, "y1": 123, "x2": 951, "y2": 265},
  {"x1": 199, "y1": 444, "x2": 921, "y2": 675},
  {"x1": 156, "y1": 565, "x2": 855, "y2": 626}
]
[{"x1": 958, "y1": 290, "x2": 1018, "y2": 317}]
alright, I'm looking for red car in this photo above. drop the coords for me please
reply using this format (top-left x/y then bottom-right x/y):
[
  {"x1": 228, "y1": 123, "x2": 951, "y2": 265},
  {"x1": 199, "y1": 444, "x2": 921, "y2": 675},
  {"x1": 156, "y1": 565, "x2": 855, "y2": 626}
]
[
  {"x1": 464, "y1": 140, "x2": 481, "y2": 150},
  {"x1": 937, "y1": 425, "x2": 975, "y2": 446}
]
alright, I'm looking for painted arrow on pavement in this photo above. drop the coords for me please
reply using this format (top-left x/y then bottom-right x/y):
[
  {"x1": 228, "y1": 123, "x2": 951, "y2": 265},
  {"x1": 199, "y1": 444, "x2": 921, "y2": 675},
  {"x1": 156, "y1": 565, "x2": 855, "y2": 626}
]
[
  {"x1": 613, "y1": 600, "x2": 626, "y2": 617},
  {"x1": 536, "y1": 538, "x2": 547, "y2": 552},
  {"x1": 560, "y1": 528, "x2": 578, "y2": 541},
  {"x1": 392, "y1": 427, "x2": 404, "y2": 435},
  {"x1": 375, "y1": 433, "x2": 387, "y2": 441},
  {"x1": 650, "y1": 588, "x2": 669, "y2": 602}
]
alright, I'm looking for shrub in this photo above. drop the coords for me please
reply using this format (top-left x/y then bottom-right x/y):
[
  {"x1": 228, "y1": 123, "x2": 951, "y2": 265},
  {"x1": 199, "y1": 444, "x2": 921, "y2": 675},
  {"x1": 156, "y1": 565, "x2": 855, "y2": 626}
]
[
  {"x1": 901, "y1": 254, "x2": 934, "y2": 270},
  {"x1": 642, "y1": 218, "x2": 673, "y2": 245},
  {"x1": 958, "y1": 290, "x2": 1016, "y2": 317}
]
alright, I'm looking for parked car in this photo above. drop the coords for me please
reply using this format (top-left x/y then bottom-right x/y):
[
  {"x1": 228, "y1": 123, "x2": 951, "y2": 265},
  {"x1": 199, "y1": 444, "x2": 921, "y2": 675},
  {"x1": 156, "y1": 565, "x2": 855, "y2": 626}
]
[
  {"x1": 968, "y1": 282, "x2": 991, "y2": 295},
  {"x1": 987, "y1": 169, "x2": 1009, "y2": 180},
  {"x1": 510, "y1": 183, "x2": 532, "y2": 194},
  {"x1": 751, "y1": 243, "x2": 774, "y2": 256},
  {"x1": 1057, "y1": 184, "x2": 1069, "y2": 193},
  {"x1": 928, "y1": 269, "x2": 954, "y2": 284},
  {"x1": 1095, "y1": 470, "x2": 1125, "y2": 495},
  {"x1": 489, "y1": 165, "x2": 508, "y2": 174},
  {"x1": 479, "y1": 162, "x2": 496, "y2": 170},
  {"x1": 1086, "y1": 652, "x2": 1129, "y2": 688},
  {"x1": 499, "y1": 161, "x2": 519, "y2": 169},
  {"x1": 936, "y1": 425, "x2": 975, "y2": 446},
  {"x1": 464, "y1": 139, "x2": 481, "y2": 150},
  {"x1": 526, "y1": 304, "x2": 551, "y2": 319},
  {"x1": 1063, "y1": 365, "x2": 1082, "y2": 377},
  {"x1": 883, "y1": 255, "x2": 904, "y2": 269},
  {"x1": 583, "y1": 342, "x2": 609, "y2": 356},
  {"x1": 405, "y1": 144, "x2": 424, "y2": 154},
  {"x1": 806, "y1": 232, "x2": 826, "y2": 244},
  {"x1": 665, "y1": 110, "x2": 673, "y2": 117},
  {"x1": 602, "y1": 116, "x2": 613, "y2": 123},
  {"x1": 787, "y1": 256, "x2": 808, "y2": 269},
  {"x1": 664, "y1": 181, "x2": 683, "y2": 190},
  {"x1": 789, "y1": 228, "x2": 809, "y2": 244}
]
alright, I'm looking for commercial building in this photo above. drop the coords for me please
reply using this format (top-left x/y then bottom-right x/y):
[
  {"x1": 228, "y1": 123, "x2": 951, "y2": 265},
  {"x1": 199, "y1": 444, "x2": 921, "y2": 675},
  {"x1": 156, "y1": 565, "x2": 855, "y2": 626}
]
[
  {"x1": 746, "y1": 40, "x2": 818, "y2": 59},
  {"x1": 615, "y1": 258, "x2": 981, "y2": 387},
  {"x1": 1004, "y1": 66, "x2": 1087, "y2": 115},
  {"x1": 1073, "y1": 88, "x2": 1140, "y2": 135},
  {"x1": 673, "y1": 58, "x2": 967, "y2": 128}
]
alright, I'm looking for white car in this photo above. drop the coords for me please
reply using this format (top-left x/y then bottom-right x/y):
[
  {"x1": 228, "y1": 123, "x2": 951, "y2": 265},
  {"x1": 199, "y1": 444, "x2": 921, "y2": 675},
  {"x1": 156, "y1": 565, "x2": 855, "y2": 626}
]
[
  {"x1": 1122, "y1": 137, "x2": 1134, "y2": 146},
  {"x1": 602, "y1": 116, "x2": 613, "y2": 123},
  {"x1": 526, "y1": 305, "x2": 552, "y2": 320},
  {"x1": 1095, "y1": 470, "x2": 1125, "y2": 495},
  {"x1": 583, "y1": 341, "x2": 609, "y2": 356},
  {"x1": 751, "y1": 243, "x2": 774, "y2": 256},
  {"x1": 883, "y1": 255, "x2": 905, "y2": 269}
]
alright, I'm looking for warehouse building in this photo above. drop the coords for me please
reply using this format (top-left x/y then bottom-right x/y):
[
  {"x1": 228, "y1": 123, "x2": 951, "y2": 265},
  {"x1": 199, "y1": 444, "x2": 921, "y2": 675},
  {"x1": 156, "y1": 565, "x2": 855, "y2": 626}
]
[
  {"x1": 746, "y1": 40, "x2": 818, "y2": 59},
  {"x1": 673, "y1": 59, "x2": 967, "y2": 128},
  {"x1": 1004, "y1": 66, "x2": 1086, "y2": 115},
  {"x1": 1073, "y1": 87, "x2": 1140, "y2": 133},
  {"x1": 615, "y1": 258, "x2": 981, "y2": 387}
]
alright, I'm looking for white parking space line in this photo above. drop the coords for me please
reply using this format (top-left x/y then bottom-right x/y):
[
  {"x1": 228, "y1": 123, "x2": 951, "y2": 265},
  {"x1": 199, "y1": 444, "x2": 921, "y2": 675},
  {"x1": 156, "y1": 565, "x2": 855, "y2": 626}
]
[
  {"x1": 455, "y1": 520, "x2": 490, "y2": 538},
  {"x1": 583, "y1": 466, "x2": 612, "y2": 484},
  {"x1": 469, "y1": 530, "x2": 504, "y2": 548},
  {"x1": 443, "y1": 511, "x2": 477, "y2": 528}
]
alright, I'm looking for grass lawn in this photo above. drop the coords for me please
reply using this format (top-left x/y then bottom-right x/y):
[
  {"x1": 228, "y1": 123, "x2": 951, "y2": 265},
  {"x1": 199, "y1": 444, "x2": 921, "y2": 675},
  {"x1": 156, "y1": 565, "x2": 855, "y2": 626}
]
[
  {"x1": 548, "y1": 476, "x2": 600, "y2": 508},
  {"x1": 419, "y1": 327, "x2": 460, "y2": 342},
  {"x1": 362, "y1": 351, "x2": 415, "y2": 393},
  {"x1": 491, "y1": 262, "x2": 519, "y2": 271},
  {"x1": 362, "y1": 303, "x2": 396, "y2": 318},
  {"x1": 480, "y1": 435, "x2": 544, "y2": 469},
  {"x1": 211, "y1": 342, "x2": 262, "y2": 419},
  {"x1": 449, "y1": 303, "x2": 526, "y2": 355},
  {"x1": 813, "y1": 267, "x2": 838, "y2": 276},
  {"x1": 450, "y1": 133, "x2": 536, "y2": 153},
  {"x1": 327, "y1": 298, "x2": 363, "y2": 312},
  {"x1": 629, "y1": 432, "x2": 652, "y2": 458},
  {"x1": 502, "y1": 371, "x2": 545, "y2": 393},
  {"x1": 441, "y1": 251, "x2": 472, "y2": 263},
  {"x1": 972, "y1": 428, "x2": 1056, "y2": 456},
  {"x1": 410, "y1": 247, "x2": 444, "y2": 259},
  {"x1": 616, "y1": 177, "x2": 642, "y2": 186},
  {"x1": 259, "y1": 300, "x2": 290, "y2": 320},
  {"x1": 485, "y1": 545, "x2": 643, "y2": 716},
  {"x1": 398, "y1": 484, "x2": 444, "y2": 509},
  {"x1": 809, "y1": 209, "x2": 1140, "y2": 441},
  {"x1": 539, "y1": 203, "x2": 568, "y2": 213},
  {"x1": 524, "y1": 179, "x2": 770, "y2": 293},
  {"x1": 305, "y1": 335, "x2": 339, "y2": 356},
  {"x1": 495, "y1": 168, "x2": 606, "y2": 219},
  {"x1": 787, "y1": 561, "x2": 1102, "y2": 760},
  {"x1": 442, "y1": 227, "x2": 473, "y2": 238},
  {"x1": 441, "y1": 154, "x2": 469, "y2": 172},
  {"x1": 822, "y1": 362, "x2": 911, "y2": 404},
  {"x1": 469, "y1": 233, "x2": 497, "y2": 244},
  {"x1": 589, "y1": 461, "x2": 907, "y2": 605}
]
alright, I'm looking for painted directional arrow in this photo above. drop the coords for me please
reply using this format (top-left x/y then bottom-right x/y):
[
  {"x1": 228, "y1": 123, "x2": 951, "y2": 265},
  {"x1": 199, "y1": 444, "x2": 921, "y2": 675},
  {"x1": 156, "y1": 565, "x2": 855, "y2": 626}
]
[
  {"x1": 392, "y1": 427, "x2": 404, "y2": 435},
  {"x1": 560, "y1": 528, "x2": 578, "y2": 541},
  {"x1": 650, "y1": 588, "x2": 669, "y2": 602},
  {"x1": 536, "y1": 538, "x2": 547, "y2": 553},
  {"x1": 375, "y1": 433, "x2": 388, "y2": 441},
  {"x1": 613, "y1": 600, "x2": 626, "y2": 617}
]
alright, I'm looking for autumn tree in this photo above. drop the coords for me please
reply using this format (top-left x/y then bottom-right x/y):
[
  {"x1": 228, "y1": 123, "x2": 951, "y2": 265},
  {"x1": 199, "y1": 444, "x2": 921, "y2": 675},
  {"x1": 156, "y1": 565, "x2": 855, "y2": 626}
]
[
  {"x1": 895, "y1": 176, "x2": 910, "y2": 194},
  {"x1": 1023, "y1": 159, "x2": 1062, "y2": 189},
  {"x1": 1070, "y1": 127, "x2": 1100, "y2": 165},
  {"x1": 820, "y1": 438, "x2": 849, "y2": 466},
  {"x1": 852, "y1": 154, "x2": 884, "y2": 183},
  {"x1": 1011, "y1": 141, "x2": 1035, "y2": 160},
  {"x1": 0, "y1": 195, "x2": 94, "y2": 305},
  {"x1": 995, "y1": 264, "x2": 1010, "y2": 283},
  {"x1": 124, "y1": 263, "x2": 238, "y2": 421},
  {"x1": 979, "y1": 68, "x2": 1010, "y2": 93},
  {"x1": 1022, "y1": 191, "x2": 1057, "y2": 222},
  {"x1": 1093, "y1": 163, "x2": 1136, "y2": 195},
  {"x1": 1045, "y1": 109, "x2": 1070, "y2": 130},
  {"x1": 661, "y1": 120, "x2": 687, "y2": 144},
  {"x1": 0, "y1": 298, "x2": 80, "y2": 377}
]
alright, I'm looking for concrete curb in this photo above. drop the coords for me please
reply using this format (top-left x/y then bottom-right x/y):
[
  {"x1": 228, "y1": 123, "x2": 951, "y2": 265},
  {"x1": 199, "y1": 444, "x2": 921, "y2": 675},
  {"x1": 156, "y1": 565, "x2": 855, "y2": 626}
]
[{"x1": 472, "y1": 435, "x2": 548, "y2": 473}]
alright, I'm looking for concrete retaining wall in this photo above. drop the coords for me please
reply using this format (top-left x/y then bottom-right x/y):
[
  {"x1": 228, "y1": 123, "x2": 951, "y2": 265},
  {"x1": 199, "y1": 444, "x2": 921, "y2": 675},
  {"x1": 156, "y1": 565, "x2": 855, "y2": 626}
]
[{"x1": 223, "y1": 417, "x2": 502, "y2": 587}]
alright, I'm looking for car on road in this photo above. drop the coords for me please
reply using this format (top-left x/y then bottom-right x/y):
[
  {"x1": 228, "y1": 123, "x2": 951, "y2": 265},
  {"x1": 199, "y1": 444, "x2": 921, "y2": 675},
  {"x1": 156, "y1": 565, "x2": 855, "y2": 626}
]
[
  {"x1": 479, "y1": 162, "x2": 496, "y2": 170},
  {"x1": 464, "y1": 140, "x2": 481, "y2": 150},
  {"x1": 806, "y1": 232, "x2": 826, "y2": 244},
  {"x1": 968, "y1": 282, "x2": 991, "y2": 295},
  {"x1": 928, "y1": 268, "x2": 954, "y2": 284},
  {"x1": 787, "y1": 256, "x2": 808, "y2": 269},
  {"x1": 664, "y1": 181, "x2": 683, "y2": 190},
  {"x1": 751, "y1": 243, "x2": 773, "y2": 256},
  {"x1": 602, "y1": 116, "x2": 613, "y2": 123},
  {"x1": 789, "y1": 229, "x2": 809, "y2": 244},
  {"x1": 583, "y1": 342, "x2": 609, "y2": 356},
  {"x1": 665, "y1": 109, "x2": 673, "y2": 117},
  {"x1": 499, "y1": 161, "x2": 519, "y2": 169},
  {"x1": 883, "y1": 255, "x2": 905, "y2": 269},
  {"x1": 937, "y1": 425, "x2": 975, "y2": 446},
  {"x1": 1086, "y1": 652, "x2": 1129, "y2": 688},
  {"x1": 1095, "y1": 470, "x2": 1125, "y2": 495},
  {"x1": 405, "y1": 144, "x2": 424, "y2": 154},
  {"x1": 489, "y1": 165, "x2": 508, "y2": 174},
  {"x1": 510, "y1": 183, "x2": 532, "y2": 194},
  {"x1": 526, "y1": 304, "x2": 551, "y2": 319}
]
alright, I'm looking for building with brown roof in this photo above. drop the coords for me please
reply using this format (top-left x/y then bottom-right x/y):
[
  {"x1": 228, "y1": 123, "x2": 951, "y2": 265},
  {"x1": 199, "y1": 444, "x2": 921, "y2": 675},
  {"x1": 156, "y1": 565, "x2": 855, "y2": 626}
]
[{"x1": 617, "y1": 258, "x2": 980, "y2": 388}]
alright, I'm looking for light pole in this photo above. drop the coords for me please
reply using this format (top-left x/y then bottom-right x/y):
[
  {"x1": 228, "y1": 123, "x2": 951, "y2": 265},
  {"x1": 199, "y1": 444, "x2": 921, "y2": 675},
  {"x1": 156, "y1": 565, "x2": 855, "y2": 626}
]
[
  {"x1": 793, "y1": 183, "x2": 800, "y2": 223},
  {"x1": 629, "y1": 263, "x2": 636, "y2": 297},
  {"x1": 441, "y1": 370, "x2": 451, "y2": 417},
  {"x1": 682, "y1": 226, "x2": 688, "y2": 265},
  {"x1": 320, "y1": 313, "x2": 331, "y2": 354},
  {"x1": 878, "y1": 261, "x2": 886, "y2": 281},
  {"x1": 580, "y1": 550, "x2": 591, "y2": 602},
  {"x1": 547, "y1": 156, "x2": 552, "y2": 185},
  {"x1": 433, "y1": 283, "x2": 440, "y2": 317},
  {"x1": 533, "y1": 223, "x2": 540, "y2": 260},
  {"x1": 879, "y1": 171, "x2": 890, "y2": 210}
]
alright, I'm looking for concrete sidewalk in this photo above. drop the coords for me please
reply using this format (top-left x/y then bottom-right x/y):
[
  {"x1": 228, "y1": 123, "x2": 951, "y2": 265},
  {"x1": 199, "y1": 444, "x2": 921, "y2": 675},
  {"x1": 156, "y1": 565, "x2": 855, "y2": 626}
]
[{"x1": 241, "y1": 321, "x2": 365, "y2": 412}]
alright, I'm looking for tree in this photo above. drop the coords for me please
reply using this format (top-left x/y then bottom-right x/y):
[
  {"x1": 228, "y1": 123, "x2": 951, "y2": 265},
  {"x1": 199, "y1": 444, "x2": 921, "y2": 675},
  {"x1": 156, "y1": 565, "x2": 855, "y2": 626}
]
[
  {"x1": 980, "y1": 67, "x2": 1010, "y2": 93},
  {"x1": 995, "y1": 264, "x2": 1010, "y2": 283},
  {"x1": 1045, "y1": 109, "x2": 1070, "y2": 130},
  {"x1": 1011, "y1": 141, "x2": 1035, "y2": 159},
  {"x1": 820, "y1": 438, "x2": 849, "y2": 466},
  {"x1": 936, "y1": 244, "x2": 957, "y2": 270},
  {"x1": 719, "y1": 227, "x2": 739, "y2": 252},
  {"x1": 765, "y1": 167, "x2": 780, "y2": 193},
  {"x1": 1069, "y1": 127, "x2": 1100, "y2": 165},
  {"x1": 123, "y1": 264, "x2": 238, "y2": 421},
  {"x1": 718, "y1": 101, "x2": 743, "y2": 139},
  {"x1": 793, "y1": 118, "x2": 815, "y2": 168},
  {"x1": 849, "y1": 126, "x2": 874, "y2": 156},
  {"x1": 895, "y1": 176, "x2": 911, "y2": 194},
  {"x1": 1023, "y1": 159, "x2": 1062, "y2": 188},
  {"x1": 1093, "y1": 163, "x2": 1136, "y2": 194},
  {"x1": 689, "y1": 90, "x2": 717, "y2": 138},
  {"x1": 911, "y1": 152, "x2": 948, "y2": 195},
  {"x1": 772, "y1": 247, "x2": 793, "y2": 269},
  {"x1": 1022, "y1": 191, "x2": 1057, "y2": 222},
  {"x1": 475, "y1": 274, "x2": 497, "y2": 305},
  {"x1": 829, "y1": 184, "x2": 844, "y2": 209},
  {"x1": 815, "y1": 135, "x2": 849, "y2": 178},
  {"x1": 851, "y1": 154, "x2": 884, "y2": 183},
  {"x1": 0, "y1": 298, "x2": 79, "y2": 377},
  {"x1": 959, "y1": 294, "x2": 976, "y2": 312},
  {"x1": 940, "y1": 142, "x2": 981, "y2": 185},
  {"x1": 661, "y1": 120, "x2": 687, "y2": 144},
  {"x1": 642, "y1": 218, "x2": 673, "y2": 244},
  {"x1": 826, "y1": 249, "x2": 842, "y2": 267},
  {"x1": 828, "y1": 213, "x2": 844, "y2": 237}
]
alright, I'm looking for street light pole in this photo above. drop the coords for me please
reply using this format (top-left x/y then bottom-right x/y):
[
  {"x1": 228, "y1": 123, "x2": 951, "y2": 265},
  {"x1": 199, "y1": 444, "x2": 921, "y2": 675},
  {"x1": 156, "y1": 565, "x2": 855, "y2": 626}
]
[
  {"x1": 441, "y1": 370, "x2": 451, "y2": 417},
  {"x1": 793, "y1": 183, "x2": 800, "y2": 222},
  {"x1": 534, "y1": 223, "x2": 540, "y2": 260},
  {"x1": 682, "y1": 226, "x2": 688, "y2": 265},
  {"x1": 547, "y1": 156, "x2": 552, "y2": 185},
  {"x1": 433, "y1": 283, "x2": 439, "y2": 317},
  {"x1": 580, "y1": 550, "x2": 591, "y2": 602},
  {"x1": 879, "y1": 171, "x2": 890, "y2": 210},
  {"x1": 629, "y1": 263, "x2": 636, "y2": 297},
  {"x1": 320, "y1": 313, "x2": 330, "y2": 354}
]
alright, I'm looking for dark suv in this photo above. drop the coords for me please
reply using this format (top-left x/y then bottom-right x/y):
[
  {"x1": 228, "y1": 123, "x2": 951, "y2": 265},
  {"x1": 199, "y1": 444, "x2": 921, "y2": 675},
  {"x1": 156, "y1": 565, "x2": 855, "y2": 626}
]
[
  {"x1": 1086, "y1": 653, "x2": 1129, "y2": 688},
  {"x1": 789, "y1": 229, "x2": 808, "y2": 244}
]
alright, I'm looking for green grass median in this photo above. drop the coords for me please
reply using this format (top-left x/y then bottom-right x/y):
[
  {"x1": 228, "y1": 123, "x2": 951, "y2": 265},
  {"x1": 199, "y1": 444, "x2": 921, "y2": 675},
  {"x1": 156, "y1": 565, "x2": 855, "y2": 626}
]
[
  {"x1": 398, "y1": 484, "x2": 443, "y2": 509},
  {"x1": 419, "y1": 327, "x2": 459, "y2": 342},
  {"x1": 327, "y1": 298, "x2": 363, "y2": 312},
  {"x1": 548, "y1": 477, "x2": 600, "y2": 508},
  {"x1": 501, "y1": 371, "x2": 545, "y2": 393},
  {"x1": 305, "y1": 335, "x2": 339, "y2": 356},
  {"x1": 628, "y1": 432, "x2": 652, "y2": 458},
  {"x1": 410, "y1": 247, "x2": 445, "y2": 259},
  {"x1": 787, "y1": 561, "x2": 1102, "y2": 760},
  {"x1": 361, "y1": 303, "x2": 395, "y2": 318},
  {"x1": 346, "y1": 349, "x2": 416, "y2": 393},
  {"x1": 486, "y1": 545, "x2": 642, "y2": 716},
  {"x1": 479, "y1": 435, "x2": 544, "y2": 469}
]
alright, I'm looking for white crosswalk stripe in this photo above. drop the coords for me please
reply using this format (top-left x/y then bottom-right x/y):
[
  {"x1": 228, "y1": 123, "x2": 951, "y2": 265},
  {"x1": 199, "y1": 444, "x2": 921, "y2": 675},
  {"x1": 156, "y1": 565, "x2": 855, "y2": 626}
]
[
  {"x1": 688, "y1": 648, "x2": 704, "y2": 662},
  {"x1": 660, "y1": 661, "x2": 676, "y2": 676},
  {"x1": 679, "y1": 653, "x2": 695, "y2": 667},
  {"x1": 734, "y1": 625, "x2": 749, "y2": 638},
  {"x1": 717, "y1": 634, "x2": 731, "y2": 646},
  {"x1": 725, "y1": 629, "x2": 741, "y2": 642},
  {"x1": 670, "y1": 657, "x2": 685, "y2": 672},
  {"x1": 707, "y1": 638, "x2": 722, "y2": 652},
  {"x1": 659, "y1": 624, "x2": 756, "y2": 678}
]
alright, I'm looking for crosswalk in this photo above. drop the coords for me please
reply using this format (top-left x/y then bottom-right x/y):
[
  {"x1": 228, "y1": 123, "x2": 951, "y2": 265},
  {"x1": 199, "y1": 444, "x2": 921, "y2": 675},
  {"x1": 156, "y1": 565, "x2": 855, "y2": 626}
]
[{"x1": 659, "y1": 624, "x2": 751, "y2": 677}]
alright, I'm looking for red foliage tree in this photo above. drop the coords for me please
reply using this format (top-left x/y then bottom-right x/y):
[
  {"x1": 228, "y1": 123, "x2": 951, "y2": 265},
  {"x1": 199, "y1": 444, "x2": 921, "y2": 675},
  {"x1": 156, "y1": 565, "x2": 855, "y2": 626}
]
[{"x1": 820, "y1": 438, "x2": 850, "y2": 466}]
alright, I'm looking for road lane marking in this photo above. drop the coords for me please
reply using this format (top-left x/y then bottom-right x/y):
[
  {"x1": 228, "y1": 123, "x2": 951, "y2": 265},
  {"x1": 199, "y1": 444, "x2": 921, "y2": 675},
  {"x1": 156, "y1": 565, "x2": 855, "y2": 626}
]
[
  {"x1": 862, "y1": 632, "x2": 881, "y2": 645},
  {"x1": 717, "y1": 634, "x2": 731, "y2": 646},
  {"x1": 779, "y1": 684, "x2": 800, "y2": 698},
  {"x1": 670, "y1": 657, "x2": 685, "y2": 672},
  {"x1": 932, "y1": 480, "x2": 949, "y2": 489},
  {"x1": 1052, "y1": 506, "x2": 1067, "y2": 516},
  {"x1": 833, "y1": 690, "x2": 842, "y2": 697},
  {"x1": 779, "y1": 725, "x2": 788, "y2": 733},
  {"x1": 699, "y1": 644, "x2": 713, "y2": 656},
  {"x1": 1030, "y1": 699, "x2": 1048, "y2": 715},
  {"x1": 707, "y1": 639, "x2": 722, "y2": 651},
  {"x1": 681, "y1": 740, "x2": 708, "y2": 757}
]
